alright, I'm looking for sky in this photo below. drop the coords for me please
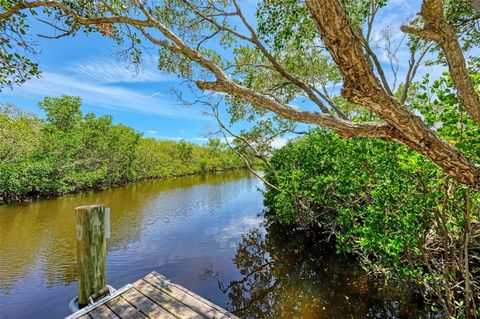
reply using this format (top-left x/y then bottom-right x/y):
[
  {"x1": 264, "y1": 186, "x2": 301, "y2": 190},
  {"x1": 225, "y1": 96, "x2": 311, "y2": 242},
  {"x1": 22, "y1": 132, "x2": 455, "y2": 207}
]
[
  {"x1": 1, "y1": 0, "x2": 467, "y2": 146},
  {"x1": 0, "y1": 24, "x2": 215, "y2": 142}
]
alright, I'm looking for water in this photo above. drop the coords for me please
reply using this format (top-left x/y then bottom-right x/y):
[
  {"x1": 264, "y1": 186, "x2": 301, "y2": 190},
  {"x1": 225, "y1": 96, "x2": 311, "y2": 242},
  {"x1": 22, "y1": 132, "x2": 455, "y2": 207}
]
[{"x1": 0, "y1": 171, "x2": 425, "y2": 318}]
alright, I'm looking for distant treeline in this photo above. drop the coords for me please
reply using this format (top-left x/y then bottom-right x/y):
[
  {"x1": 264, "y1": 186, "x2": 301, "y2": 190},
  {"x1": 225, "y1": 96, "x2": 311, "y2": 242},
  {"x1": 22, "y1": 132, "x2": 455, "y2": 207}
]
[{"x1": 0, "y1": 96, "x2": 246, "y2": 202}]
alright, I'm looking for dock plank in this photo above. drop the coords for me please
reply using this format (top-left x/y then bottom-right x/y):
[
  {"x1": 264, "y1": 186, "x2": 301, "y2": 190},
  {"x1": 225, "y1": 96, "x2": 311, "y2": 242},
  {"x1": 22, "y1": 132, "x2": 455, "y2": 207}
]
[
  {"x1": 146, "y1": 272, "x2": 238, "y2": 319},
  {"x1": 67, "y1": 272, "x2": 238, "y2": 319},
  {"x1": 106, "y1": 295, "x2": 148, "y2": 319},
  {"x1": 121, "y1": 287, "x2": 178, "y2": 319},
  {"x1": 89, "y1": 305, "x2": 120, "y2": 319},
  {"x1": 133, "y1": 279, "x2": 206, "y2": 319}
]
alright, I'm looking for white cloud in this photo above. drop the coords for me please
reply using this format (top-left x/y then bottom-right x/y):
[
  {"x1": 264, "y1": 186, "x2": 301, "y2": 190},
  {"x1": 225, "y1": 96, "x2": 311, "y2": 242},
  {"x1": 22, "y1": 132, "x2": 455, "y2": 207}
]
[
  {"x1": 224, "y1": 136, "x2": 235, "y2": 144},
  {"x1": 271, "y1": 137, "x2": 290, "y2": 149},
  {"x1": 146, "y1": 130, "x2": 158, "y2": 134},
  {"x1": 156, "y1": 136, "x2": 184, "y2": 140},
  {"x1": 67, "y1": 57, "x2": 170, "y2": 84},
  {"x1": 2, "y1": 71, "x2": 201, "y2": 120}
]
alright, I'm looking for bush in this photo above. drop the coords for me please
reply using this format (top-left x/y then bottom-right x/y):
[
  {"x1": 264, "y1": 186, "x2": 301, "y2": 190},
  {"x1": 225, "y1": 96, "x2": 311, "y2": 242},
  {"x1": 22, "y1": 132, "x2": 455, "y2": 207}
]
[
  {"x1": 264, "y1": 128, "x2": 479, "y2": 316},
  {"x1": 0, "y1": 96, "x2": 246, "y2": 201}
]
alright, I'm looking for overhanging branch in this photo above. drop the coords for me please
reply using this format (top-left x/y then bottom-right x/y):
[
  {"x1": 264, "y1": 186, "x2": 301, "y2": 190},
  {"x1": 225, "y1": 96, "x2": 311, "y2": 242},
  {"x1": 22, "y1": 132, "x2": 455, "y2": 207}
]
[{"x1": 401, "y1": 0, "x2": 480, "y2": 124}]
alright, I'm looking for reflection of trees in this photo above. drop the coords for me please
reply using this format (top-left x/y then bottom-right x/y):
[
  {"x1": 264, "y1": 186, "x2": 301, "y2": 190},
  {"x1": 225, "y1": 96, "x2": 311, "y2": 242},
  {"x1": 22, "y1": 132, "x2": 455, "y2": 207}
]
[
  {"x1": 216, "y1": 224, "x2": 430, "y2": 319},
  {"x1": 0, "y1": 170, "x2": 255, "y2": 294}
]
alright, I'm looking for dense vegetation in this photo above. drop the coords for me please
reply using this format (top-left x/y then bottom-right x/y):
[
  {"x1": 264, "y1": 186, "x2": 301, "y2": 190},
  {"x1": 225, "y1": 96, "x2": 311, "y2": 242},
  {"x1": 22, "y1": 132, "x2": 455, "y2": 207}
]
[
  {"x1": 266, "y1": 129, "x2": 479, "y2": 317},
  {"x1": 0, "y1": 96, "x2": 246, "y2": 202},
  {"x1": 1, "y1": 0, "x2": 480, "y2": 317},
  {"x1": 264, "y1": 72, "x2": 480, "y2": 317}
]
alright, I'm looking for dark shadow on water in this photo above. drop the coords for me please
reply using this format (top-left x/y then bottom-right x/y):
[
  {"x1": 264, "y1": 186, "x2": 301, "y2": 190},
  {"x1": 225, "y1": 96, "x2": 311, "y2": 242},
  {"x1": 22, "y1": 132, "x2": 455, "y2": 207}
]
[{"x1": 206, "y1": 223, "x2": 434, "y2": 319}]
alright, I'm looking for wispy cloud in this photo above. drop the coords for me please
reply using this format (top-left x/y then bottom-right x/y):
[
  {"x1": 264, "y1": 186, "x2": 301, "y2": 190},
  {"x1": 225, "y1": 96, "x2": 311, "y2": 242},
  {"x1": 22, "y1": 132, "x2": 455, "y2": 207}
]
[
  {"x1": 146, "y1": 130, "x2": 158, "y2": 134},
  {"x1": 67, "y1": 57, "x2": 170, "y2": 84},
  {"x1": 2, "y1": 71, "x2": 201, "y2": 120},
  {"x1": 156, "y1": 136, "x2": 184, "y2": 141}
]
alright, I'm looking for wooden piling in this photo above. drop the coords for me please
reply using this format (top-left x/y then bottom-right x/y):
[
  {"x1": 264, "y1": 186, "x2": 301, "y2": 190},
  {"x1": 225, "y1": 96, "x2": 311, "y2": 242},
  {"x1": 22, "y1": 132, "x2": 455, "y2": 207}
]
[{"x1": 75, "y1": 204, "x2": 106, "y2": 307}]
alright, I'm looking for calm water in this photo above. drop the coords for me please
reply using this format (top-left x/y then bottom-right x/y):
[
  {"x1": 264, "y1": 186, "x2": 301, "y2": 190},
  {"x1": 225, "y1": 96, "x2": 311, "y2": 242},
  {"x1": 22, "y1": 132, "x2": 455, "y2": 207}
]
[{"x1": 0, "y1": 171, "x2": 424, "y2": 318}]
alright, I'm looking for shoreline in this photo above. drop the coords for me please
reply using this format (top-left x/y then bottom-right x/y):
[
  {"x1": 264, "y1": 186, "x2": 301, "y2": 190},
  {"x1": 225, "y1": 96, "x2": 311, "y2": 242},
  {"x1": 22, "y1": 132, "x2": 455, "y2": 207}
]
[{"x1": 0, "y1": 167, "x2": 250, "y2": 205}]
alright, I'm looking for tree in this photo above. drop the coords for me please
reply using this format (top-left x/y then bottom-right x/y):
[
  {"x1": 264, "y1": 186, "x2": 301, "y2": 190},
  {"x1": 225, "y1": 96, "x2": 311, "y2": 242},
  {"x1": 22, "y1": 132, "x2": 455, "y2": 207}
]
[
  {"x1": 39, "y1": 95, "x2": 82, "y2": 132},
  {"x1": 206, "y1": 138, "x2": 222, "y2": 151},
  {"x1": 0, "y1": 104, "x2": 40, "y2": 162},
  {"x1": 177, "y1": 139, "x2": 193, "y2": 163},
  {"x1": 0, "y1": 0, "x2": 479, "y2": 188},
  {"x1": 0, "y1": 96, "x2": 246, "y2": 201}
]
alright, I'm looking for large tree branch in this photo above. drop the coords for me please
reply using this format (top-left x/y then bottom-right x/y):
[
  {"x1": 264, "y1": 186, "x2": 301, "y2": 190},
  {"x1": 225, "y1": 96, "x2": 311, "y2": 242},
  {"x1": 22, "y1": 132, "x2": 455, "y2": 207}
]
[
  {"x1": 135, "y1": 4, "x2": 393, "y2": 141},
  {"x1": 179, "y1": 0, "x2": 347, "y2": 118},
  {"x1": 0, "y1": 1, "x2": 154, "y2": 27},
  {"x1": 306, "y1": 0, "x2": 480, "y2": 188},
  {"x1": 401, "y1": 0, "x2": 480, "y2": 123},
  {"x1": 195, "y1": 79, "x2": 414, "y2": 144},
  {"x1": 145, "y1": 2, "x2": 422, "y2": 154},
  {"x1": 2, "y1": 0, "x2": 479, "y2": 188}
]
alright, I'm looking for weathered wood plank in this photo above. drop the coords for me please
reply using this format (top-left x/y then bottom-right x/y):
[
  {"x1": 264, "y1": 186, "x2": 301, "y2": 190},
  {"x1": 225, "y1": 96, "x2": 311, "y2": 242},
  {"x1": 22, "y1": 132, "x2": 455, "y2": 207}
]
[
  {"x1": 88, "y1": 304, "x2": 120, "y2": 319},
  {"x1": 146, "y1": 272, "x2": 239, "y2": 319},
  {"x1": 121, "y1": 287, "x2": 178, "y2": 319},
  {"x1": 106, "y1": 295, "x2": 148, "y2": 319},
  {"x1": 133, "y1": 279, "x2": 206, "y2": 319},
  {"x1": 72, "y1": 272, "x2": 238, "y2": 319}
]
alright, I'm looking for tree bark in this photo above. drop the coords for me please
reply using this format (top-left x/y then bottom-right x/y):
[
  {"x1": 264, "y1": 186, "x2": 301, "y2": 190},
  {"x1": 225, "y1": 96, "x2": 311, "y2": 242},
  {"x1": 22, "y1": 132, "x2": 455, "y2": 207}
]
[
  {"x1": 306, "y1": 0, "x2": 480, "y2": 189},
  {"x1": 401, "y1": 0, "x2": 480, "y2": 124}
]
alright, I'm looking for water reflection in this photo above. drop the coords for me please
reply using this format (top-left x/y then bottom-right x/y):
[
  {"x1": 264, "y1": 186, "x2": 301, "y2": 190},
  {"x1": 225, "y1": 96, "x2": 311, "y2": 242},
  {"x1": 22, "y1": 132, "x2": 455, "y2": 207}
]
[
  {"x1": 1, "y1": 170, "x2": 432, "y2": 319},
  {"x1": 210, "y1": 223, "x2": 430, "y2": 319},
  {"x1": 0, "y1": 170, "x2": 262, "y2": 318}
]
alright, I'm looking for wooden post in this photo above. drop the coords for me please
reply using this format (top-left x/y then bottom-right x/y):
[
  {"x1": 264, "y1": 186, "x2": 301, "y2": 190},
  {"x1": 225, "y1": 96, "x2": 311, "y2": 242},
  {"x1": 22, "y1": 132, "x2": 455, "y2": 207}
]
[{"x1": 75, "y1": 204, "x2": 106, "y2": 307}]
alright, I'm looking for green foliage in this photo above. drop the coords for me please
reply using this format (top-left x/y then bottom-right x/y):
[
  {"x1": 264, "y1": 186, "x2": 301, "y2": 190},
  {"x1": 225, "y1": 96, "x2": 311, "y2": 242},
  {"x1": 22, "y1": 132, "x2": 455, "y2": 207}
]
[
  {"x1": 408, "y1": 71, "x2": 480, "y2": 161},
  {"x1": 266, "y1": 129, "x2": 437, "y2": 228},
  {"x1": 0, "y1": 96, "x2": 245, "y2": 201},
  {"x1": 39, "y1": 96, "x2": 82, "y2": 132},
  {"x1": 264, "y1": 70, "x2": 480, "y2": 315},
  {"x1": 0, "y1": 0, "x2": 40, "y2": 90},
  {"x1": 0, "y1": 104, "x2": 40, "y2": 162},
  {"x1": 264, "y1": 128, "x2": 479, "y2": 313},
  {"x1": 343, "y1": 0, "x2": 387, "y2": 28},
  {"x1": 257, "y1": 0, "x2": 317, "y2": 53}
]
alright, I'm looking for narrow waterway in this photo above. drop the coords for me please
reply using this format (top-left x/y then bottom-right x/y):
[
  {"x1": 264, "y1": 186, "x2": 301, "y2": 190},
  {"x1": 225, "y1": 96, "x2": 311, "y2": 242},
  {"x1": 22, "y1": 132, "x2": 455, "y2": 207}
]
[{"x1": 0, "y1": 171, "x2": 425, "y2": 318}]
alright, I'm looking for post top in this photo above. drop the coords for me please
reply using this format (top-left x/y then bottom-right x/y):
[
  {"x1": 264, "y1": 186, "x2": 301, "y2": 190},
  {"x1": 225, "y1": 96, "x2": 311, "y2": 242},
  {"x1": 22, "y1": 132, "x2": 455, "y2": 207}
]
[{"x1": 75, "y1": 204, "x2": 105, "y2": 211}]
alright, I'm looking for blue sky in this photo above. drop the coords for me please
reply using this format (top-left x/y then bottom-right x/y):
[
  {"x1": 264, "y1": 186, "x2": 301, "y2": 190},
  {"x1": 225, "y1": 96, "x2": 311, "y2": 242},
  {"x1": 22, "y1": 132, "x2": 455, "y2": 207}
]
[
  {"x1": 0, "y1": 26, "x2": 216, "y2": 142},
  {"x1": 1, "y1": 0, "x2": 468, "y2": 146}
]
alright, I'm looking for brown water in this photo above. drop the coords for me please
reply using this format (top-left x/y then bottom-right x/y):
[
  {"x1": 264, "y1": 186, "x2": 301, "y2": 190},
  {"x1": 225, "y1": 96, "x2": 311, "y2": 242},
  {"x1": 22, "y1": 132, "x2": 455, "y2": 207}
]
[{"x1": 0, "y1": 171, "x2": 425, "y2": 318}]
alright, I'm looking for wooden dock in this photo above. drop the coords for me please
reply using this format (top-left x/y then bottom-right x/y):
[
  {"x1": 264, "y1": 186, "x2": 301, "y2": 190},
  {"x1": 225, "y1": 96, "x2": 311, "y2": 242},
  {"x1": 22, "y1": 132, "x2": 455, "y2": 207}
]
[{"x1": 66, "y1": 272, "x2": 239, "y2": 319}]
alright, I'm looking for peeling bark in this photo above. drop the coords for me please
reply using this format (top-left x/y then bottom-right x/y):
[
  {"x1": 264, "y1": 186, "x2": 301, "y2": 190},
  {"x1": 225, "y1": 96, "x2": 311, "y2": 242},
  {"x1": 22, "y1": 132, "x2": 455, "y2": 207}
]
[{"x1": 306, "y1": 0, "x2": 480, "y2": 188}]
